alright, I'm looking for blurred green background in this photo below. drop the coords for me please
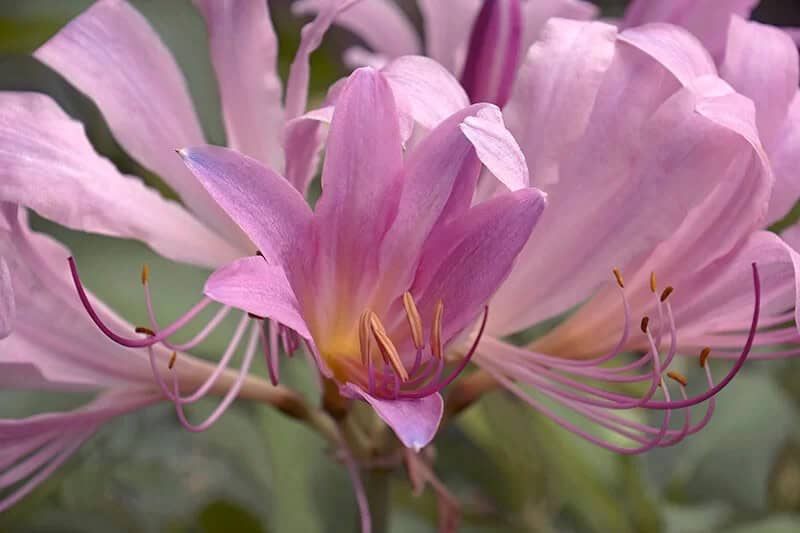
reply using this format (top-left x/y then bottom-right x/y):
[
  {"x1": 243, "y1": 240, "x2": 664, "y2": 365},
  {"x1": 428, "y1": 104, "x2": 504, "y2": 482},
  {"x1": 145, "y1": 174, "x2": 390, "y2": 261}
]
[{"x1": 2, "y1": 1, "x2": 800, "y2": 531}]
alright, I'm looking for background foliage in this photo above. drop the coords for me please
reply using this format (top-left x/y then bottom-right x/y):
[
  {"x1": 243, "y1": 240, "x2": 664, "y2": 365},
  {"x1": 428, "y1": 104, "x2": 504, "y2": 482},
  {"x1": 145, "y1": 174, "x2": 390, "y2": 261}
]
[{"x1": 1, "y1": 1, "x2": 800, "y2": 531}]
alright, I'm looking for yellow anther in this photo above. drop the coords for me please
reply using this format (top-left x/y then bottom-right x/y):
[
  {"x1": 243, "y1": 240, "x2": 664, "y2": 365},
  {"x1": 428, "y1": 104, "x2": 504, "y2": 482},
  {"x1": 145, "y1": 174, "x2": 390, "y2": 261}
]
[
  {"x1": 141, "y1": 264, "x2": 149, "y2": 285},
  {"x1": 359, "y1": 310, "x2": 372, "y2": 366},
  {"x1": 660, "y1": 286, "x2": 674, "y2": 302},
  {"x1": 640, "y1": 316, "x2": 650, "y2": 334},
  {"x1": 650, "y1": 271, "x2": 657, "y2": 293},
  {"x1": 613, "y1": 268, "x2": 625, "y2": 288},
  {"x1": 168, "y1": 351, "x2": 177, "y2": 370},
  {"x1": 699, "y1": 347, "x2": 711, "y2": 368},
  {"x1": 135, "y1": 326, "x2": 156, "y2": 336},
  {"x1": 431, "y1": 300, "x2": 444, "y2": 360},
  {"x1": 666, "y1": 371, "x2": 688, "y2": 386},
  {"x1": 369, "y1": 313, "x2": 409, "y2": 381},
  {"x1": 403, "y1": 292, "x2": 425, "y2": 350}
]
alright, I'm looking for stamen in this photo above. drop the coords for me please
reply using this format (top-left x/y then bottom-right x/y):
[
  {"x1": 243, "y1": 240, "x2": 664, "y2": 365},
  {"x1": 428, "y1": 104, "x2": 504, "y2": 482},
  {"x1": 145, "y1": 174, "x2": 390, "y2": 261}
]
[
  {"x1": 666, "y1": 371, "x2": 687, "y2": 386},
  {"x1": 640, "y1": 316, "x2": 650, "y2": 333},
  {"x1": 403, "y1": 292, "x2": 424, "y2": 349},
  {"x1": 369, "y1": 312, "x2": 409, "y2": 381},
  {"x1": 168, "y1": 351, "x2": 177, "y2": 370},
  {"x1": 135, "y1": 326, "x2": 156, "y2": 336},
  {"x1": 699, "y1": 347, "x2": 711, "y2": 368},
  {"x1": 431, "y1": 300, "x2": 444, "y2": 360},
  {"x1": 650, "y1": 271, "x2": 657, "y2": 293},
  {"x1": 660, "y1": 286, "x2": 674, "y2": 302},
  {"x1": 613, "y1": 268, "x2": 624, "y2": 288},
  {"x1": 359, "y1": 310, "x2": 372, "y2": 366},
  {"x1": 69, "y1": 256, "x2": 213, "y2": 348},
  {"x1": 141, "y1": 264, "x2": 149, "y2": 285}
]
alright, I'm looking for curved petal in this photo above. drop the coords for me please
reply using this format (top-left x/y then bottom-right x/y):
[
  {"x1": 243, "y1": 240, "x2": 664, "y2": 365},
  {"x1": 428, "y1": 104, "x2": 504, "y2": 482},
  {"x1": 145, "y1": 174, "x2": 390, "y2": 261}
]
[
  {"x1": 622, "y1": 0, "x2": 758, "y2": 60},
  {"x1": 720, "y1": 16, "x2": 799, "y2": 146},
  {"x1": 195, "y1": 0, "x2": 285, "y2": 170},
  {"x1": 204, "y1": 257, "x2": 310, "y2": 338},
  {"x1": 178, "y1": 146, "x2": 313, "y2": 269},
  {"x1": 504, "y1": 19, "x2": 617, "y2": 190},
  {"x1": 459, "y1": 105, "x2": 529, "y2": 192},
  {"x1": 0, "y1": 257, "x2": 13, "y2": 339},
  {"x1": 0, "y1": 92, "x2": 239, "y2": 269},
  {"x1": 382, "y1": 55, "x2": 470, "y2": 131},
  {"x1": 292, "y1": 0, "x2": 421, "y2": 58},
  {"x1": 34, "y1": 0, "x2": 239, "y2": 240},
  {"x1": 412, "y1": 188, "x2": 546, "y2": 342},
  {"x1": 619, "y1": 23, "x2": 717, "y2": 86},
  {"x1": 343, "y1": 383, "x2": 443, "y2": 451}
]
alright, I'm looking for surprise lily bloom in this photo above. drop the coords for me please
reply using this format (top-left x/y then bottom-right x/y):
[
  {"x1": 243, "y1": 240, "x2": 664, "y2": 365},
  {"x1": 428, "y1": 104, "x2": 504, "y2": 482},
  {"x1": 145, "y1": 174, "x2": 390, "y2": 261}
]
[
  {"x1": 451, "y1": 16, "x2": 800, "y2": 451},
  {"x1": 313, "y1": 0, "x2": 800, "y2": 450},
  {"x1": 0, "y1": 203, "x2": 309, "y2": 512},
  {"x1": 71, "y1": 66, "x2": 545, "y2": 451}
]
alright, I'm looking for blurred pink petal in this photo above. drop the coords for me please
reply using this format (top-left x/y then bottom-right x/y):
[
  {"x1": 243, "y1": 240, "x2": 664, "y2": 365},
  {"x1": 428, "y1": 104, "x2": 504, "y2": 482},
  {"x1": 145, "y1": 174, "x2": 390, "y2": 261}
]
[
  {"x1": 195, "y1": 0, "x2": 285, "y2": 170},
  {"x1": 622, "y1": 0, "x2": 758, "y2": 59},
  {"x1": 0, "y1": 92, "x2": 239, "y2": 269},
  {"x1": 34, "y1": 0, "x2": 240, "y2": 241},
  {"x1": 459, "y1": 0, "x2": 523, "y2": 107},
  {"x1": 293, "y1": 0, "x2": 421, "y2": 58}
]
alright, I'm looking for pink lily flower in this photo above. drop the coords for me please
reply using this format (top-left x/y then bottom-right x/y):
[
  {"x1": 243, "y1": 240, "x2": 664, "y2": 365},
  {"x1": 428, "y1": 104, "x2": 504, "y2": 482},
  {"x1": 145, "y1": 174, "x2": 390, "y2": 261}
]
[
  {"x1": 454, "y1": 16, "x2": 800, "y2": 451},
  {"x1": 0, "y1": 203, "x2": 306, "y2": 512},
  {"x1": 71, "y1": 65, "x2": 546, "y2": 451}
]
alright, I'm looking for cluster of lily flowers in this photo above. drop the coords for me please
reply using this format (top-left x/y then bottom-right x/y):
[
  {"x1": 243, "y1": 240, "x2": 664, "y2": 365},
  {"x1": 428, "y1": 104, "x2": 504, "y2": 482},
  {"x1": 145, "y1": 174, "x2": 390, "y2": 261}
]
[{"x1": 1, "y1": 0, "x2": 800, "y2": 530}]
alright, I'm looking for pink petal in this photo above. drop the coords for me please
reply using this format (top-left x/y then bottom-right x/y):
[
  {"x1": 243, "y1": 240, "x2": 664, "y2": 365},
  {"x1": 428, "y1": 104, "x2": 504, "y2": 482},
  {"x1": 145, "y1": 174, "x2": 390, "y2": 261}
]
[
  {"x1": 520, "y1": 0, "x2": 598, "y2": 65},
  {"x1": 204, "y1": 257, "x2": 310, "y2": 338},
  {"x1": 504, "y1": 18, "x2": 617, "y2": 190},
  {"x1": 34, "y1": 0, "x2": 238, "y2": 240},
  {"x1": 768, "y1": 93, "x2": 800, "y2": 224},
  {"x1": 490, "y1": 65, "x2": 768, "y2": 335},
  {"x1": 382, "y1": 55, "x2": 470, "y2": 131},
  {"x1": 0, "y1": 257, "x2": 13, "y2": 339},
  {"x1": 619, "y1": 23, "x2": 717, "y2": 86},
  {"x1": 195, "y1": 0, "x2": 285, "y2": 170},
  {"x1": 622, "y1": 0, "x2": 758, "y2": 60},
  {"x1": 313, "y1": 67, "x2": 403, "y2": 303},
  {"x1": 412, "y1": 188, "x2": 546, "y2": 342},
  {"x1": 178, "y1": 146, "x2": 313, "y2": 269},
  {"x1": 292, "y1": 0, "x2": 421, "y2": 58},
  {"x1": 343, "y1": 383, "x2": 443, "y2": 451},
  {"x1": 720, "y1": 16, "x2": 799, "y2": 147},
  {"x1": 459, "y1": 105, "x2": 529, "y2": 191},
  {"x1": 417, "y1": 0, "x2": 482, "y2": 73},
  {"x1": 0, "y1": 92, "x2": 239, "y2": 269}
]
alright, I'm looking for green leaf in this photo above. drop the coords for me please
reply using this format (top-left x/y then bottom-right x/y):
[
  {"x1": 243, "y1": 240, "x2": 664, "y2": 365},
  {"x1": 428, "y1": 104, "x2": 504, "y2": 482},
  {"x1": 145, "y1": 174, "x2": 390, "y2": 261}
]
[{"x1": 726, "y1": 515, "x2": 800, "y2": 533}]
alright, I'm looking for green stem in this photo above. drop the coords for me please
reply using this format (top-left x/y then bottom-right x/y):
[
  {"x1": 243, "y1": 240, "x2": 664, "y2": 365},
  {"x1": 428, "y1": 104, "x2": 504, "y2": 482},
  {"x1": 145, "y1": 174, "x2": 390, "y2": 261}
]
[{"x1": 364, "y1": 468, "x2": 392, "y2": 533}]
